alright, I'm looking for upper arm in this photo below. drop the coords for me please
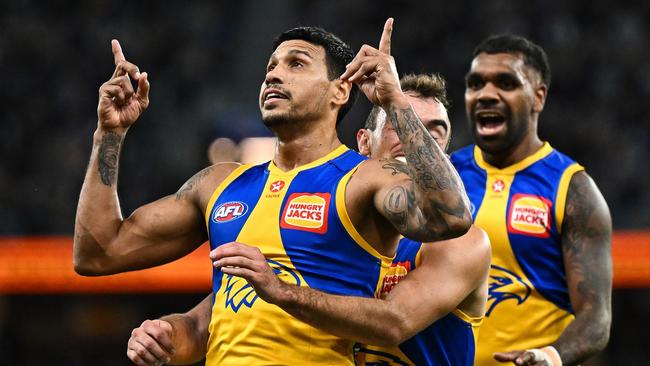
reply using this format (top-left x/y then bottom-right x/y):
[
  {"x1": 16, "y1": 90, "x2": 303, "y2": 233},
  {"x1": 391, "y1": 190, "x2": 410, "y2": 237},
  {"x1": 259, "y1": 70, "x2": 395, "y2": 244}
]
[
  {"x1": 561, "y1": 171, "x2": 612, "y2": 318},
  {"x1": 383, "y1": 226, "x2": 490, "y2": 337},
  {"x1": 75, "y1": 164, "x2": 236, "y2": 274},
  {"x1": 367, "y1": 159, "x2": 468, "y2": 242}
]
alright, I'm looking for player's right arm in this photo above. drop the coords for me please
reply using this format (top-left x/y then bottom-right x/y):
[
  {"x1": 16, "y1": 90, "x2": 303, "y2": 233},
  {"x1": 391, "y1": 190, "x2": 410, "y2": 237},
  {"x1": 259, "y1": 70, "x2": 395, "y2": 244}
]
[
  {"x1": 74, "y1": 40, "x2": 227, "y2": 275},
  {"x1": 127, "y1": 293, "x2": 213, "y2": 365},
  {"x1": 210, "y1": 226, "x2": 490, "y2": 346}
]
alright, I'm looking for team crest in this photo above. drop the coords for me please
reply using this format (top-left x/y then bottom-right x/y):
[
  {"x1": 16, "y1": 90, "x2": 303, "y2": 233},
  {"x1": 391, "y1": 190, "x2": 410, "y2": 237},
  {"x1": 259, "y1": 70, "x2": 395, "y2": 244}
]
[
  {"x1": 486, "y1": 265, "x2": 532, "y2": 316},
  {"x1": 280, "y1": 193, "x2": 331, "y2": 233},
  {"x1": 223, "y1": 259, "x2": 301, "y2": 312},
  {"x1": 507, "y1": 194, "x2": 552, "y2": 237},
  {"x1": 212, "y1": 201, "x2": 248, "y2": 223}
]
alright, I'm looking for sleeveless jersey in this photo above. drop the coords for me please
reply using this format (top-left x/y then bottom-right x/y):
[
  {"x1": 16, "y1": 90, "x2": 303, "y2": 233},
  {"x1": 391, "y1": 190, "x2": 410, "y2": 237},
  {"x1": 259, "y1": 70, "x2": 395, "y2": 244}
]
[
  {"x1": 356, "y1": 237, "x2": 482, "y2": 366},
  {"x1": 204, "y1": 145, "x2": 393, "y2": 365},
  {"x1": 451, "y1": 142, "x2": 584, "y2": 365}
]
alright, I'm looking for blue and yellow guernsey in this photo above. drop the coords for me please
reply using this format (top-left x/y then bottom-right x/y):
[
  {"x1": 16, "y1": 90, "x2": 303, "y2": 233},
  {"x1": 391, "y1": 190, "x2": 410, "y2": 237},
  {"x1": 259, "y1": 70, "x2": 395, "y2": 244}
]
[
  {"x1": 451, "y1": 142, "x2": 584, "y2": 365},
  {"x1": 356, "y1": 237, "x2": 482, "y2": 366},
  {"x1": 203, "y1": 145, "x2": 393, "y2": 365}
]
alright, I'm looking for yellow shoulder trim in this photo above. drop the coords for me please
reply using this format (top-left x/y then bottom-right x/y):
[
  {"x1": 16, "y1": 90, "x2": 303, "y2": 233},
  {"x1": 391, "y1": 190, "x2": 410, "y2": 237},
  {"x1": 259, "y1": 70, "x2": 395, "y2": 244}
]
[
  {"x1": 204, "y1": 164, "x2": 255, "y2": 230},
  {"x1": 474, "y1": 142, "x2": 553, "y2": 174},
  {"x1": 452, "y1": 308, "x2": 484, "y2": 327},
  {"x1": 335, "y1": 165, "x2": 394, "y2": 268},
  {"x1": 554, "y1": 163, "x2": 585, "y2": 233}
]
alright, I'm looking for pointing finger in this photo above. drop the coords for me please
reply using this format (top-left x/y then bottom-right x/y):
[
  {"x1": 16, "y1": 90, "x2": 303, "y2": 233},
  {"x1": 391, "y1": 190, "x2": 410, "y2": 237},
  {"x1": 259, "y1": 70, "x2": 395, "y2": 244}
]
[
  {"x1": 112, "y1": 39, "x2": 126, "y2": 65},
  {"x1": 378, "y1": 18, "x2": 393, "y2": 55}
]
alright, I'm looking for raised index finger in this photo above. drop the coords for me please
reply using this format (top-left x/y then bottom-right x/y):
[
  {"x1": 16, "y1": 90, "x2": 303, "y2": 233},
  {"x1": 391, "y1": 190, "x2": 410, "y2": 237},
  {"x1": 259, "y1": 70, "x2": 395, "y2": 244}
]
[
  {"x1": 112, "y1": 39, "x2": 126, "y2": 65},
  {"x1": 378, "y1": 18, "x2": 394, "y2": 55}
]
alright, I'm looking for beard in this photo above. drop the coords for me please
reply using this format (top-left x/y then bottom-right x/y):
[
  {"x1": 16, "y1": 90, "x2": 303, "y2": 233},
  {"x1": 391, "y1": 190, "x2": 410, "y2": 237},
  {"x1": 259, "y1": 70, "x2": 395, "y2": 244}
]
[
  {"x1": 262, "y1": 109, "x2": 301, "y2": 127},
  {"x1": 472, "y1": 114, "x2": 529, "y2": 155}
]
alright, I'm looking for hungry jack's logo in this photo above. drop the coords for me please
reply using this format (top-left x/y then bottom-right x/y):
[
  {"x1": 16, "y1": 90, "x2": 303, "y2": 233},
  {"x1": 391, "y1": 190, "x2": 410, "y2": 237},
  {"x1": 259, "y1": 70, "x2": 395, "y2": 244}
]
[
  {"x1": 280, "y1": 193, "x2": 330, "y2": 233},
  {"x1": 380, "y1": 261, "x2": 411, "y2": 297},
  {"x1": 507, "y1": 194, "x2": 552, "y2": 238}
]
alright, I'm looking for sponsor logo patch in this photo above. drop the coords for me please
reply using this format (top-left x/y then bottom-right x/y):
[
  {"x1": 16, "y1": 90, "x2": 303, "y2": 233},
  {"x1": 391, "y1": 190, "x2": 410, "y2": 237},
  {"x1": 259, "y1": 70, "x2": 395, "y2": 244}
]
[
  {"x1": 269, "y1": 180, "x2": 285, "y2": 193},
  {"x1": 280, "y1": 193, "x2": 330, "y2": 233},
  {"x1": 212, "y1": 201, "x2": 248, "y2": 223},
  {"x1": 492, "y1": 179, "x2": 506, "y2": 192},
  {"x1": 379, "y1": 261, "x2": 412, "y2": 297},
  {"x1": 507, "y1": 194, "x2": 552, "y2": 237}
]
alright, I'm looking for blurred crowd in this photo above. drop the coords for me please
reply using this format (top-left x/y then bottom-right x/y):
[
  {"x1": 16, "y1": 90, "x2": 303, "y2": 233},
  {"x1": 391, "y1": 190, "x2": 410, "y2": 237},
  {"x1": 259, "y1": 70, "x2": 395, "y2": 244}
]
[{"x1": 1, "y1": 0, "x2": 648, "y2": 233}]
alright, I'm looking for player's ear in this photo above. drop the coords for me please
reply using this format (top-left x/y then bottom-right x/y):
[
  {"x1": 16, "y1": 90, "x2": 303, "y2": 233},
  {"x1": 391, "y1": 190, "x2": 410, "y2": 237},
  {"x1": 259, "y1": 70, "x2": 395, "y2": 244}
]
[
  {"x1": 332, "y1": 79, "x2": 352, "y2": 108},
  {"x1": 532, "y1": 83, "x2": 547, "y2": 114},
  {"x1": 357, "y1": 129, "x2": 371, "y2": 157}
]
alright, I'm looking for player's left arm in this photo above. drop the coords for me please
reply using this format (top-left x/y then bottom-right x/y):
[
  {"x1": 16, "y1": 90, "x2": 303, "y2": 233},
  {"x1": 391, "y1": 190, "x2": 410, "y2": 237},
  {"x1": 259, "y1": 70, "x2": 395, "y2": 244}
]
[
  {"x1": 554, "y1": 171, "x2": 612, "y2": 365},
  {"x1": 210, "y1": 226, "x2": 490, "y2": 346},
  {"x1": 342, "y1": 18, "x2": 471, "y2": 243},
  {"x1": 495, "y1": 171, "x2": 612, "y2": 366}
]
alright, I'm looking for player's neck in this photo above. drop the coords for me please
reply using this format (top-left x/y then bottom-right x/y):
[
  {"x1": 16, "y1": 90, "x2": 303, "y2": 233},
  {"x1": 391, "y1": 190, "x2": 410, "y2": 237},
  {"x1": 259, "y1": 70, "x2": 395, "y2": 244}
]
[
  {"x1": 272, "y1": 122, "x2": 342, "y2": 172},
  {"x1": 482, "y1": 133, "x2": 544, "y2": 168}
]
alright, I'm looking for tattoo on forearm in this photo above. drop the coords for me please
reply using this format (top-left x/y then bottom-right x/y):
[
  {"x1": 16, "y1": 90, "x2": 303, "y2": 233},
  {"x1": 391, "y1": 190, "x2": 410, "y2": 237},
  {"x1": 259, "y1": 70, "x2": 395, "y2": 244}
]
[
  {"x1": 384, "y1": 106, "x2": 468, "y2": 228},
  {"x1": 176, "y1": 166, "x2": 214, "y2": 201},
  {"x1": 557, "y1": 172, "x2": 612, "y2": 365},
  {"x1": 98, "y1": 131, "x2": 123, "y2": 187}
]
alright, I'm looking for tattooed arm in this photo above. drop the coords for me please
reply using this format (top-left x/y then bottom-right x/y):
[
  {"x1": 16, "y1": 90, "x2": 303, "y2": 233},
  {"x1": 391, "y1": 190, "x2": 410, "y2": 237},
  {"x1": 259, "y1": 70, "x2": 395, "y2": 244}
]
[
  {"x1": 342, "y1": 19, "x2": 470, "y2": 242},
  {"x1": 552, "y1": 171, "x2": 612, "y2": 365},
  {"x1": 74, "y1": 40, "x2": 230, "y2": 275}
]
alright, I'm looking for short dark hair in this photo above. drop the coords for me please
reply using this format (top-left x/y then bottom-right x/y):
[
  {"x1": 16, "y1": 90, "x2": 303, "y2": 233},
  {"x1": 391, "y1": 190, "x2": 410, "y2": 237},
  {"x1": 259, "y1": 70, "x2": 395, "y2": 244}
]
[
  {"x1": 473, "y1": 34, "x2": 551, "y2": 87},
  {"x1": 273, "y1": 27, "x2": 358, "y2": 125},
  {"x1": 364, "y1": 73, "x2": 449, "y2": 130}
]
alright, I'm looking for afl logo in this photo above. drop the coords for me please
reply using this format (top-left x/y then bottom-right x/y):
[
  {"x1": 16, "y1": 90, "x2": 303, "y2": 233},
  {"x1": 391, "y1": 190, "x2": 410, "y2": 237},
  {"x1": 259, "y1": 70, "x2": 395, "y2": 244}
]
[{"x1": 212, "y1": 201, "x2": 248, "y2": 223}]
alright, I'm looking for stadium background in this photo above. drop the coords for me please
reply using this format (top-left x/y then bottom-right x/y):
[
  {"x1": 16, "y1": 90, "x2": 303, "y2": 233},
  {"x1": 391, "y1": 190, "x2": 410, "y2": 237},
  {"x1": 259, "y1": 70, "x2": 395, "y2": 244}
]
[{"x1": 1, "y1": 0, "x2": 648, "y2": 364}]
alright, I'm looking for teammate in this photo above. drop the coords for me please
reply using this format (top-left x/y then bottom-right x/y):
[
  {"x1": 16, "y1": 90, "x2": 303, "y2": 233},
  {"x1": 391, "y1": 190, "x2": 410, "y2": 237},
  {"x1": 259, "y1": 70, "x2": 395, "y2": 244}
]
[
  {"x1": 127, "y1": 74, "x2": 491, "y2": 366},
  {"x1": 74, "y1": 19, "x2": 471, "y2": 365},
  {"x1": 451, "y1": 34, "x2": 612, "y2": 365}
]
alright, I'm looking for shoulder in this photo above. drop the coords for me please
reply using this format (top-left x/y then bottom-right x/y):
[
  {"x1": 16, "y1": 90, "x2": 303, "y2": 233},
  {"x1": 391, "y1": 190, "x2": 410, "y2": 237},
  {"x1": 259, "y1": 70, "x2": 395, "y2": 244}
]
[
  {"x1": 177, "y1": 162, "x2": 242, "y2": 203},
  {"x1": 350, "y1": 158, "x2": 410, "y2": 187},
  {"x1": 564, "y1": 170, "x2": 611, "y2": 229},
  {"x1": 450, "y1": 145, "x2": 475, "y2": 169}
]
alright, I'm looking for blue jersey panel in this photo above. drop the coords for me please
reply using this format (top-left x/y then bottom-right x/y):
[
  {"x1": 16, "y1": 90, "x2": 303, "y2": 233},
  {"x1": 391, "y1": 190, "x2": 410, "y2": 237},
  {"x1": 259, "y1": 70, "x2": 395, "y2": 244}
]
[
  {"x1": 451, "y1": 146, "x2": 487, "y2": 221},
  {"x1": 506, "y1": 151, "x2": 577, "y2": 314},
  {"x1": 207, "y1": 163, "x2": 268, "y2": 293},
  {"x1": 279, "y1": 150, "x2": 381, "y2": 296}
]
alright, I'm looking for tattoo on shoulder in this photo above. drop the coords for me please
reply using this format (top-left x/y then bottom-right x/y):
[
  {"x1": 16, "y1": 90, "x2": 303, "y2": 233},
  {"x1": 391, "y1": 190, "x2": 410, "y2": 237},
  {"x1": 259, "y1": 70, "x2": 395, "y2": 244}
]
[
  {"x1": 383, "y1": 185, "x2": 409, "y2": 231},
  {"x1": 563, "y1": 171, "x2": 611, "y2": 300},
  {"x1": 98, "y1": 131, "x2": 123, "y2": 187},
  {"x1": 176, "y1": 166, "x2": 215, "y2": 201},
  {"x1": 381, "y1": 159, "x2": 410, "y2": 176}
]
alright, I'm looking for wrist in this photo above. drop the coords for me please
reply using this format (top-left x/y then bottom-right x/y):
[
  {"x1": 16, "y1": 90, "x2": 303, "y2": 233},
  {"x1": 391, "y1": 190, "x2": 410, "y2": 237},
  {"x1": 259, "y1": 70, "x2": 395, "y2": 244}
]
[
  {"x1": 541, "y1": 346, "x2": 562, "y2": 366},
  {"x1": 93, "y1": 127, "x2": 127, "y2": 143},
  {"x1": 382, "y1": 92, "x2": 410, "y2": 111}
]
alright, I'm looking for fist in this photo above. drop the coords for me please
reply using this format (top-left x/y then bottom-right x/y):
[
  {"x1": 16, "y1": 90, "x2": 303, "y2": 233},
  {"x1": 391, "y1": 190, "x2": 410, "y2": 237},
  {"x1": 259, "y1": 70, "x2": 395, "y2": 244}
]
[
  {"x1": 127, "y1": 319, "x2": 174, "y2": 366},
  {"x1": 97, "y1": 39, "x2": 150, "y2": 133}
]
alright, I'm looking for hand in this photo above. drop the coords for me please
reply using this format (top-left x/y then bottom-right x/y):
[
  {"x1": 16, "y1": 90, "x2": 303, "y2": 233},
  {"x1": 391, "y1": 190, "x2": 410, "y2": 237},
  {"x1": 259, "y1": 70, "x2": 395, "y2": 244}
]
[
  {"x1": 127, "y1": 319, "x2": 174, "y2": 366},
  {"x1": 210, "y1": 242, "x2": 287, "y2": 304},
  {"x1": 494, "y1": 347, "x2": 561, "y2": 366},
  {"x1": 97, "y1": 39, "x2": 150, "y2": 133},
  {"x1": 340, "y1": 18, "x2": 406, "y2": 109}
]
